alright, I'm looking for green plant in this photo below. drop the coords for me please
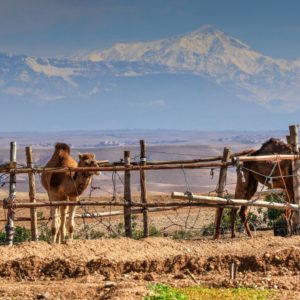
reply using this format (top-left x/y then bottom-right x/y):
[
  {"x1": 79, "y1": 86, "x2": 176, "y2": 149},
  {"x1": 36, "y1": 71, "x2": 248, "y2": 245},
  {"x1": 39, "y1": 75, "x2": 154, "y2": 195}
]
[
  {"x1": 173, "y1": 229, "x2": 194, "y2": 239},
  {"x1": 265, "y1": 194, "x2": 285, "y2": 222},
  {"x1": 145, "y1": 284, "x2": 186, "y2": 300},
  {"x1": 149, "y1": 225, "x2": 161, "y2": 237},
  {"x1": 109, "y1": 222, "x2": 125, "y2": 238},
  {"x1": 178, "y1": 286, "x2": 276, "y2": 300},
  {"x1": 0, "y1": 226, "x2": 31, "y2": 244},
  {"x1": 89, "y1": 229, "x2": 104, "y2": 239},
  {"x1": 37, "y1": 211, "x2": 44, "y2": 219},
  {"x1": 131, "y1": 215, "x2": 143, "y2": 240},
  {"x1": 38, "y1": 225, "x2": 51, "y2": 242},
  {"x1": 14, "y1": 226, "x2": 31, "y2": 243}
]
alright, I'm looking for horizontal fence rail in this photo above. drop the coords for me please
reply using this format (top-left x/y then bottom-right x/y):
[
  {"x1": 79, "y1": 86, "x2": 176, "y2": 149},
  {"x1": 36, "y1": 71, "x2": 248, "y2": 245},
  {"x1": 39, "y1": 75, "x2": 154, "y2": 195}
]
[
  {"x1": 2, "y1": 162, "x2": 231, "y2": 174},
  {"x1": 235, "y1": 154, "x2": 300, "y2": 162},
  {"x1": 172, "y1": 192, "x2": 300, "y2": 212}
]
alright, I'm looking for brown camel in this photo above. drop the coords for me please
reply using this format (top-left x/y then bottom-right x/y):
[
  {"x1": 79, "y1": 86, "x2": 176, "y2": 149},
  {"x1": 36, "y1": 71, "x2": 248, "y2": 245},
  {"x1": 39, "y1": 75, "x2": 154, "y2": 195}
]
[
  {"x1": 41, "y1": 143, "x2": 99, "y2": 243},
  {"x1": 214, "y1": 138, "x2": 295, "y2": 239}
]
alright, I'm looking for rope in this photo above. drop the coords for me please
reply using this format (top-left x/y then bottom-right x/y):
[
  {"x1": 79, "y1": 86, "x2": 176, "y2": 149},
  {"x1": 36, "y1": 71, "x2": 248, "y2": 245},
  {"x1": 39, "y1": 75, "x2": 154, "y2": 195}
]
[
  {"x1": 276, "y1": 157, "x2": 291, "y2": 203},
  {"x1": 237, "y1": 160, "x2": 279, "y2": 232}
]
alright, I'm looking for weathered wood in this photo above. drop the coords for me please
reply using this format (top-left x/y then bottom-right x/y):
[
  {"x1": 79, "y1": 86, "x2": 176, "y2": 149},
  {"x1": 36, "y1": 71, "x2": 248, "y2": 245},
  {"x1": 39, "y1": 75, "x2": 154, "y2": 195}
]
[
  {"x1": 10, "y1": 161, "x2": 231, "y2": 174},
  {"x1": 124, "y1": 151, "x2": 132, "y2": 237},
  {"x1": 172, "y1": 192, "x2": 300, "y2": 211},
  {"x1": 214, "y1": 148, "x2": 231, "y2": 239},
  {"x1": 116, "y1": 148, "x2": 254, "y2": 166},
  {"x1": 96, "y1": 160, "x2": 110, "y2": 165},
  {"x1": 0, "y1": 162, "x2": 17, "y2": 172},
  {"x1": 0, "y1": 150, "x2": 256, "y2": 175},
  {"x1": 289, "y1": 125, "x2": 300, "y2": 228},
  {"x1": 289, "y1": 125, "x2": 299, "y2": 151},
  {"x1": 1, "y1": 200, "x2": 238, "y2": 209},
  {"x1": 235, "y1": 154, "x2": 300, "y2": 162},
  {"x1": 140, "y1": 140, "x2": 149, "y2": 237},
  {"x1": 26, "y1": 146, "x2": 38, "y2": 241},
  {"x1": 0, "y1": 206, "x2": 181, "y2": 222},
  {"x1": 5, "y1": 142, "x2": 16, "y2": 246}
]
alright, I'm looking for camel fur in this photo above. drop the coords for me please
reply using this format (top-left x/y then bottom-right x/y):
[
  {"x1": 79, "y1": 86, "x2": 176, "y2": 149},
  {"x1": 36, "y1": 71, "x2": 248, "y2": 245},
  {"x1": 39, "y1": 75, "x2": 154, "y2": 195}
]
[
  {"x1": 214, "y1": 138, "x2": 295, "y2": 239},
  {"x1": 41, "y1": 143, "x2": 99, "y2": 243}
]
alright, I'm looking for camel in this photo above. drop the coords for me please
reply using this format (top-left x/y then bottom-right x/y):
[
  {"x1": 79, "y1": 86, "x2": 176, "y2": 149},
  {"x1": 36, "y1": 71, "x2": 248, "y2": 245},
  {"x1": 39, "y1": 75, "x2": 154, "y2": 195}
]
[
  {"x1": 214, "y1": 138, "x2": 295, "y2": 239},
  {"x1": 41, "y1": 143, "x2": 99, "y2": 243}
]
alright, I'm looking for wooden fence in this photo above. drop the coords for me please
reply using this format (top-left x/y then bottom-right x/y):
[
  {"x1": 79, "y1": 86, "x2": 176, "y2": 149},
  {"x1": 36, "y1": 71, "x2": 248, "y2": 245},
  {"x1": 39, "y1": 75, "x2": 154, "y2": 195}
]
[{"x1": 0, "y1": 124, "x2": 300, "y2": 245}]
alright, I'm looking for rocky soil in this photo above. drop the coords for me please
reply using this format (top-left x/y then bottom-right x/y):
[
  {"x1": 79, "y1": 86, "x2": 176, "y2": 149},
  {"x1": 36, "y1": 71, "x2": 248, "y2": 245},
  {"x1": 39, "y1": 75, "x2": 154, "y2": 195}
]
[{"x1": 0, "y1": 235, "x2": 299, "y2": 299}]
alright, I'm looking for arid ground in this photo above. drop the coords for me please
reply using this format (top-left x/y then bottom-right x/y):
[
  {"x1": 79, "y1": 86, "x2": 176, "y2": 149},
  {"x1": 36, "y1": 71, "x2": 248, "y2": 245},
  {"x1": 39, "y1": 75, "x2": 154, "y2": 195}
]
[{"x1": 0, "y1": 235, "x2": 299, "y2": 299}]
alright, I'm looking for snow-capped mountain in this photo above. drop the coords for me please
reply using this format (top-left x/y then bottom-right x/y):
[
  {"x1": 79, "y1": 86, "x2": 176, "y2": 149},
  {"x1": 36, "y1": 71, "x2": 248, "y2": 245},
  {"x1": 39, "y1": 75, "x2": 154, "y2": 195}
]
[{"x1": 1, "y1": 25, "x2": 300, "y2": 111}]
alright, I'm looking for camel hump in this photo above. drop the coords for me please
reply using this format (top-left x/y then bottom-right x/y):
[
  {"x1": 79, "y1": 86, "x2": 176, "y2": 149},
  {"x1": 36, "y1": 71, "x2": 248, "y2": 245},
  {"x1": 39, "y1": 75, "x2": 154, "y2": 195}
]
[
  {"x1": 55, "y1": 143, "x2": 71, "y2": 154},
  {"x1": 261, "y1": 138, "x2": 292, "y2": 150}
]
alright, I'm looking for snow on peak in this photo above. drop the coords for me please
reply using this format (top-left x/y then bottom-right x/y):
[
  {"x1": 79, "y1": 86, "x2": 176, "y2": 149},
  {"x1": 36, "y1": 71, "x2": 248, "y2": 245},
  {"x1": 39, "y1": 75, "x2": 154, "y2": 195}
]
[
  {"x1": 81, "y1": 25, "x2": 300, "y2": 111},
  {"x1": 25, "y1": 57, "x2": 77, "y2": 86},
  {"x1": 84, "y1": 25, "x2": 266, "y2": 76}
]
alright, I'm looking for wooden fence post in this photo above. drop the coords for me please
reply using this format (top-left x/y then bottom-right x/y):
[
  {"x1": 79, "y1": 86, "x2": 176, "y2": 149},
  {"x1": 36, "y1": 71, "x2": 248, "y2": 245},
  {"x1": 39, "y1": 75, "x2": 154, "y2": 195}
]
[
  {"x1": 213, "y1": 147, "x2": 231, "y2": 239},
  {"x1": 25, "y1": 146, "x2": 38, "y2": 241},
  {"x1": 140, "y1": 140, "x2": 149, "y2": 237},
  {"x1": 5, "y1": 142, "x2": 17, "y2": 246},
  {"x1": 289, "y1": 125, "x2": 300, "y2": 230},
  {"x1": 124, "y1": 150, "x2": 132, "y2": 237}
]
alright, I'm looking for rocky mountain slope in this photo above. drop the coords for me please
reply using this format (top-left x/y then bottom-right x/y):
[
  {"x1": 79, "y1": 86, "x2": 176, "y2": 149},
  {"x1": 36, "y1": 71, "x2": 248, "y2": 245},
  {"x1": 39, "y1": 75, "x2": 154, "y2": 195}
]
[{"x1": 0, "y1": 25, "x2": 299, "y2": 110}]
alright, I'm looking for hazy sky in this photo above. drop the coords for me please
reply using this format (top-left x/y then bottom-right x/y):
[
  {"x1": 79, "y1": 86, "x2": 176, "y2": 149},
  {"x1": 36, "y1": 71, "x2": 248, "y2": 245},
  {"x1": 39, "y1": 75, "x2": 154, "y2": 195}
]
[
  {"x1": 1, "y1": 0, "x2": 300, "y2": 132},
  {"x1": 1, "y1": 0, "x2": 300, "y2": 59}
]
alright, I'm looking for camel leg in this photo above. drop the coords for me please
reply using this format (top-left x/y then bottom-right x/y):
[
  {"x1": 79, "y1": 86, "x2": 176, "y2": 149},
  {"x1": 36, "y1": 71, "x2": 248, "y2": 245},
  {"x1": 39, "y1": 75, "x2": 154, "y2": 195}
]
[
  {"x1": 50, "y1": 206, "x2": 60, "y2": 243},
  {"x1": 239, "y1": 206, "x2": 252, "y2": 237},
  {"x1": 284, "y1": 209, "x2": 294, "y2": 236},
  {"x1": 67, "y1": 197, "x2": 77, "y2": 240},
  {"x1": 231, "y1": 171, "x2": 246, "y2": 238},
  {"x1": 59, "y1": 205, "x2": 68, "y2": 243},
  {"x1": 230, "y1": 209, "x2": 238, "y2": 238},
  {"x1": 213, "y1": 208, "x2": 223, "y2": 239},
  {"x1": 289, "y1": 210, "x2": 294, "y2": 235},
  {"x1": 239, "y1": 174, "x2": 258, "y2": 238},
  {"x1": 286, "y1": 187, "x2": 295, "y2": 236}
]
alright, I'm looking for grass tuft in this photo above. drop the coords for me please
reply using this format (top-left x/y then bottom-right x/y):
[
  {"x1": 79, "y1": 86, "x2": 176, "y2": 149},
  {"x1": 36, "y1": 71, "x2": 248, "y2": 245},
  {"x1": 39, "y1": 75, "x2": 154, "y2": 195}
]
[{"x1": 145, "y1": 284, "x2": 276, "y2": 300}]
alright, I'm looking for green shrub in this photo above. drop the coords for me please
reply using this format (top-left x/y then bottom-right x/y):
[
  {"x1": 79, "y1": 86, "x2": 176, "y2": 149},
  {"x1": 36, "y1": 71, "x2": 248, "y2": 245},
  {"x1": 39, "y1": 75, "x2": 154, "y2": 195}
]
[
  {"x1": 38, "y1": 226, "x2": 51, "y2": 242},
  {"x1": 173, "y1": 229, "x2": 194, "y2": 239},
  {"x1": 265, "y1": 194, "x2": 285, "y2": 221},
  {"x1": 178, "y1": 286, "x2": 275, "y2": 300},
  {"x1": 149, "y1": 225, "x2": 161, "y2": 237},
  {"x1": 0, "y1": 226, "x2": 31, "y2": 244},
  {"x1": 145, "y1": 284, "x2": 186, "y2": 300}
]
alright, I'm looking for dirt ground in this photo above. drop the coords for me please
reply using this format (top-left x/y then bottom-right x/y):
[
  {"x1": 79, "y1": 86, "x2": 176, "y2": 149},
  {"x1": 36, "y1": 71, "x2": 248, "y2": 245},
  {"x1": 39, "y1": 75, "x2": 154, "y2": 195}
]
[{"x1": 0, "y1": 235, "x2": 298, "y2": 299}]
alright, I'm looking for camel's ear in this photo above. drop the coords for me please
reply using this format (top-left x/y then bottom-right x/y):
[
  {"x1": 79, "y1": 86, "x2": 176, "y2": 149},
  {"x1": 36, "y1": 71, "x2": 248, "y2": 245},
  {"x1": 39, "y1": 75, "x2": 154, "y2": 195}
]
[
  {"x1": 92, "y1": 153, "x2": 96, "y2": 160},
  {"x1": 78, "y1": 153, "x2": 83, "y2": 160}
]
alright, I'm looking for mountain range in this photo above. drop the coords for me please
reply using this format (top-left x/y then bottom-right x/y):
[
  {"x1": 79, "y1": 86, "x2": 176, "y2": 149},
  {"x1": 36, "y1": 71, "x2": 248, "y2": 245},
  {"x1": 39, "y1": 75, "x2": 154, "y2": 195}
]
[{"x1": 1, "y1": 25, "x2": 299, "y2": 112}]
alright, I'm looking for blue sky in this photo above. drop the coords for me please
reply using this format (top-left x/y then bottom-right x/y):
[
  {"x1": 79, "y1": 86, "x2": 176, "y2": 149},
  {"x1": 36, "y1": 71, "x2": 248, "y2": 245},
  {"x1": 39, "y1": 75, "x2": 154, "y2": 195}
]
[
  {"x1": 0, "y1": 0, "x2": 300, "y2": 131},
  {"x1": 1, "y1": 0, "x2": 300, "y2": 59}
]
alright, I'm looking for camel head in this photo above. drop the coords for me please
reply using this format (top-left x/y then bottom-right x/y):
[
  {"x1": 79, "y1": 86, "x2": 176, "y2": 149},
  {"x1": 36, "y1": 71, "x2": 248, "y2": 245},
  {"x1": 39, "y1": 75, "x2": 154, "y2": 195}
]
[{"x1": 78, "y1": 153, "x2": 100, "y2": 176}]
